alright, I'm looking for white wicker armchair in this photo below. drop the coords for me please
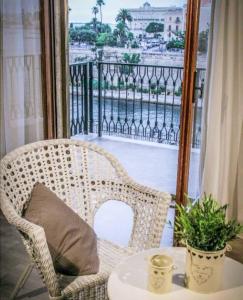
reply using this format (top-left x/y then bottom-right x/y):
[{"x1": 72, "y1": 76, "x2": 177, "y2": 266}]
[{"x1": 0, "y1": 139, "x2": 171, "y2": 300}]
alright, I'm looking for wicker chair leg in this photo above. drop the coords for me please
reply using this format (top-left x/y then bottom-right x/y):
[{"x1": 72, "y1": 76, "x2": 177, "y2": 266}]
[{"x1": 10, "y1": 263, "x2": 34, "y2": 300}]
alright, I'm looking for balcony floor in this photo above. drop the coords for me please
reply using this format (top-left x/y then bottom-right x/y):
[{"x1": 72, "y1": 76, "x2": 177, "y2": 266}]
[
  {"x1": 0, "y1": 135, "x2": 200, "y2": 299},
  {"x1": 73, "y1": 134, "x2": 200, "y2": 196}
]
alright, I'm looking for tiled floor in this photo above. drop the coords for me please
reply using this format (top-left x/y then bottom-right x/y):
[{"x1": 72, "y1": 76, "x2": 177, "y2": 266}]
[{"x1": 0, "y1": 135, "x2": 199, "y2": 299}]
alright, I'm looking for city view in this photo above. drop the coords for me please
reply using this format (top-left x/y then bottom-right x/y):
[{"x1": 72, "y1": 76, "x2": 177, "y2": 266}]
[
  {"x1": 69, "y1": 0, "x2": 210, "y2": 66},
  {"x1": 68, "y1": 0, "x2": 211, "y2": 147}
]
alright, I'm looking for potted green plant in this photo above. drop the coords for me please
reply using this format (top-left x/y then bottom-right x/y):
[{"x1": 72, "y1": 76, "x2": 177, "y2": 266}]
[{"x1": 175, "y1": 194, "x2": 242, "y2": 293}]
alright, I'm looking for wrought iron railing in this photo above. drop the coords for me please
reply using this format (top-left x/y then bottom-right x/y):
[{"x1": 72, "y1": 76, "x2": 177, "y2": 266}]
[{"x1": 69, "y1": 61, "x2": 205, "y2": 148}]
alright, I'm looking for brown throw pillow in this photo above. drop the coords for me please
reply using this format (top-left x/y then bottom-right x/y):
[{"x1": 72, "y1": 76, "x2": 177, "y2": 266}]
[{"x1": 24, "y1": 183, "x2": 99, "y2": 276}]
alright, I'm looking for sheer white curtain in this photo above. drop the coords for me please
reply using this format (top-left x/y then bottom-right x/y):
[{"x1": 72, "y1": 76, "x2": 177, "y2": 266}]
[
  {"x1": 0, "y1": 0, "x2": 44, "y2": 158},
  {"x1": 200, "y1": 0, "x2": 243, "y2": 222}
]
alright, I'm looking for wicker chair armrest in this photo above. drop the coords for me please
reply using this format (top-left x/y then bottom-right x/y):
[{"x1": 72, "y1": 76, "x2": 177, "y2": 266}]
[
  {"x1": 125, "y1": 179, "x2": 171, "y2": 202},
  {"x1": 120, "y1": 182, "x2": 171, "y2": 250},
  {"x1": 61, "y1": 271, "x2": 109, "y2": 298},
  {"x1": 0, "y1": 190, "x2": 60, "y2": 298}
]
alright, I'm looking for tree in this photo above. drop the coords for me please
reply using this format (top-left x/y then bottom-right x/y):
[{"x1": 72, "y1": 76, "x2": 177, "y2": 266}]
[
  {"x1": 96, "y1": 32, "x2": 108, "y2": 47},
  {"x1": 115, "y1": 9, "x2": 133, "y2": 24},
  {"x1": 131, "y1": 40, "x2": 139, "y2": 48},
  {"x1": 96, "y1": 0, "x2": 105, "y2": 24},
  {"x1": 127, "y1": 31, "x2": 134, "y2": 42},
  {"x1": 198, "y1": 29, "x2": 209, "y2": 53},
  {"x1": 166, "y1": 31, "x2": 185, "y2": 50},
  {"x1": 70, "y1": 27, "x2": 96, "y2": 45},
  {"x1": 122, "y1": 53, "x2": 141, "y2": 64},
  {"x1": 114, "y1": 22, "x2": 128, "y2": 47},
  {"x1": 92, "y1": 6, "x2": 99, "y2": 32},
  {"x1": 114, "y1": 9, "x2": 133, "y2": 48},
  {"x1": 145, "y1": 22, "x2": 164, "y2": 35},
  {"x1": 69, "y1": 27, "x2": 78, "y2": 42},
  {"x1": 97, "y1": 22, "x2": 112, "y2": 34},
  {"x1": 106, "y1": 33, "x2": 117, "y2": 47},
  {"x1": 120, "y1": 53, "x2": 141, "y2": 75},
  {"x1": 78, "y1": 29, "x2": 96, "y2": 44}
]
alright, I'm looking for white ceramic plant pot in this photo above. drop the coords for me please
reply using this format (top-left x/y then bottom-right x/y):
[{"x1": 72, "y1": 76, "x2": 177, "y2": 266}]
[
  {"x1": 185, "y1": 244, "x2": 228, "y2": 293},
  {"x1": 148, "y1": 254, "x2": 174, "y2": 294}
]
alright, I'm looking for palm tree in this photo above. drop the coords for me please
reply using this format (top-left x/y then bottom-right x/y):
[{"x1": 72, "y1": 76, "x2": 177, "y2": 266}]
[
  {"x1": 92, "y1": 6, "x2": 99, "y2": 18},
  {"x1": 115, "y1": 9, "x2": 133, "y2": 25},
  {"x1": 92, "y1": 6, "x2": 99, "y2": 32},
  {"x1": 96, "y1": 0, "x2": 105, "y2": 24},
  {"x1": 114, "y1": 22, "x2": 127, "y2": 47}
]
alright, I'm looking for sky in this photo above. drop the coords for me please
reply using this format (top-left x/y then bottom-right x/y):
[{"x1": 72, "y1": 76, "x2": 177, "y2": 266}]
[{"x1": 69, "y1": 0, "x2": 186, "y2": 24}]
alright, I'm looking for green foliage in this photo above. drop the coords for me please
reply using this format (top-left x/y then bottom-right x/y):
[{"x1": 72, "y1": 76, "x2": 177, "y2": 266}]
[
  {"x1": 174, "y1": 86, "x2": 182, "y2": 96},
  {"x1": 114, "y1": 9, "x2": 134, "y2": 47},
  {"x1": 136, "y1": 87, "x2": 149, "y2": 94},
  {"x1": 92, "y1": 79, "x2": 109, "y2": 90},
  {"x1": 120, "y1": 53, "x2": 141, "y2": 75},
  {"x1": 136, "y1": 85, "x2": 165, "y2": 95},
  {"x1": 78, "y1": 29, "x2": 96, "y2": 44},
  {"x1": 96, "y1": 0, "x2": 105, "y2": 6},
  {"x1": 92, "y1": 6, "x2": 99, "y2": 32},
  {"x1": 69, "y1": 26, "x2": 96, "y2": 44},
  {"x1": 95, "y1": 31, "x2": 118, "y2": 47},
  {"x1": 97, "y1": 22, "x2": 112, "y2": 34},
  {"x1": 114, "y1": 21, "x2": 128, "y2": 47},
  {"x1": 92, "y1": 6, "x2": 99, "y2": 16},
  {"x1": 69, "y1": 27, "x2": 77, "y2": 41},
  {"x1": 131, "y1": 40, "x2": 139, "y2": 48},
  {"x1": 116, "y1": 9, "x2": 133, "y2": 24},
  {"x1": 166, "y1": 38, "x2": 184, "y2": 50},
  {"x1": 118, "y1": 80, "x2": 125, "y2": 89},
  {"x1": 69, "y1": 22, "x2": 112, "y2": 45},
  {"x1": 198, "y1": 29, "x2": 209, "y2": 53},
  {"x1": 145, "y1": 22, "x2": 164, "y2": 34},
  {"x1": 127, "y1": 32, "x2": 134, "y2": 42},
  {"x1": 175, "y1": 194, "x2": 243, "y2": 251},
  {"x1": 96, "y1": 0, "x2": 105, "y2": 24},
  {"x1": 166, "y1": 31, "x2": 185, "y2": 50},
  {"x1": 106, "y1": 33, "x2": 117, "y2": 47},
  {"x1": 122, "y1": 53, "x2": 141, "y2": 64},
  {"x1": 96, "y1": 32, "x2": 108, "y2": 47}
]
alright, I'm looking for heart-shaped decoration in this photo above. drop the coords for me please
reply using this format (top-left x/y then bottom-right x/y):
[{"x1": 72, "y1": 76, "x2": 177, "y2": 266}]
[{"x1": 191, "y1": 263, "x2": 213, "y2": 285}]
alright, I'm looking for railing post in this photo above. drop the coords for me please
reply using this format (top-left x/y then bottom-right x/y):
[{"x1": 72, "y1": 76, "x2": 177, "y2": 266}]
[
  {"x1": 83, "y1": 63, "x2": 88, "y2": 135},
  {"x1": 89, "y1": 61, "x2": 94, "y2": 133},
  {"x1": 70, "y1": 64, "x2": 75, "y2": 137},
  {"x1": 192, "y1": 70, "x2": 200, "y2": 147},
  {"x1": 98, "y1": 62, "x2": 102, "y2": 137}
]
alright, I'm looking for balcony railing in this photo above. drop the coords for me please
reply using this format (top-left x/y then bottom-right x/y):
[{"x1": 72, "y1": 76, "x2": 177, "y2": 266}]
[{"x1": 70, "y1": 61, "x2": 205, "y2": 148}]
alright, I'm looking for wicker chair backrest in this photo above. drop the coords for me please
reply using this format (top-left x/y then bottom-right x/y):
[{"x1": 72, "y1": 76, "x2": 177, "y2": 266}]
[{"x1": 0, "y1": 139, "x2": 127, "y2": 224}]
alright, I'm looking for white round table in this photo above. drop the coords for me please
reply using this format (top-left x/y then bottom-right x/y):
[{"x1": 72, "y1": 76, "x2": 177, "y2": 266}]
[{"x1": 108, "y1": 247, "x2": 243, "y2": 300}]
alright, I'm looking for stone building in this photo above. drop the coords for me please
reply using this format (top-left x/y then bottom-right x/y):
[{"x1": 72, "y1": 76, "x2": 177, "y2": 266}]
[
  {"x1": 127, "y1": 2, "x2": 183, "y2": 41},
  {"x1": 183, "y1": 0, "x2": 211, "y2": 32}
]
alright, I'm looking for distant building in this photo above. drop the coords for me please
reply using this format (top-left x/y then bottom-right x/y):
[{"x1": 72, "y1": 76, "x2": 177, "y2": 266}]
[
  {"x1": 199, "y1": 0, "x2": 211, "y2": 32},
  {"x1": 183, "y1": 0, "x2": 211, "y2": 32},
  {"x1": 127, "y1": 2, "x2": 183, "y2": 41}
]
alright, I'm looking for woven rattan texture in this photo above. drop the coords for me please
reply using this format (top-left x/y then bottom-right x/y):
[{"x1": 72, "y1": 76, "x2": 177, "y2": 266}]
[{"x1": 0, "y1": 139, "x2": 171, "y2": 299}]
